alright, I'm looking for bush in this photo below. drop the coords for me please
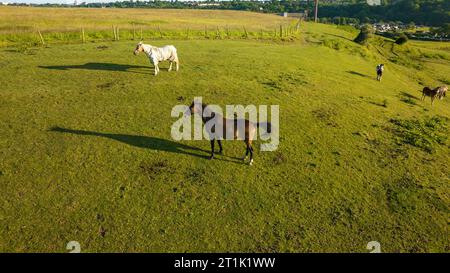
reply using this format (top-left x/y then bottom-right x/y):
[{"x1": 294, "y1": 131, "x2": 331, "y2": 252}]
[
  {"x1": 354, "y1": 24, "x2": 373, "y2": 45},
  {"x1": 395, "y1": 33, "x2": 409, "y2": 45},
  {"x1": 431, "y1": 23, "x2": 450, "y2": 36},
  {"x1": 390, "y1": 116, "x2": 448, "y2": 153}
]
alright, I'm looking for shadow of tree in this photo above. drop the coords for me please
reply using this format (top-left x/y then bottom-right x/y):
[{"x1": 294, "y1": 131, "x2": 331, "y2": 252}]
[
  {"x1": 49, "y1": 126, "x2": 242, "y2": 163},
  {"x1": 39, "y1": 63, "x2": 149, "y2": 74},
  {"x1": 324, "y1": 33, "x2": 353, "y2": 42}
]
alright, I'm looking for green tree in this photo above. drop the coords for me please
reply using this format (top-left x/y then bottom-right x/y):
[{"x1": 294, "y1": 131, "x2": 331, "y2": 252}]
[
  {"x1": 354, "y1": 24, "x2": 374, "y2": 45},
  {"x1": 395, "y1": 33, "x2": 409, "y2": 45}
]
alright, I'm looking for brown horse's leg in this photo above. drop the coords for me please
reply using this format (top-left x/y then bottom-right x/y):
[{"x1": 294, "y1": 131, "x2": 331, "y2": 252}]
[
  {"x1": 217, "y1": 140, "x2": 223, "y2": 153},
  {"x1": 248, "y1": 140, "x2": 254, "y2": 165},
  {"x1": 249, "y1": 149, "x2": 254, "y2": 165},
  {"x1": 209, "y1": 140, "x2": 215, "y2": 160},
  {"x1": 243, "y1": 143, "x2": 249, "y2": 161}
]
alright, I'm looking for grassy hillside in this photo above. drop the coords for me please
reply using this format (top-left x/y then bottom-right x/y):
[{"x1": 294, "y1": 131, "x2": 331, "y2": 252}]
[{"x1": 0, "y1": 10, "x2": 449, "y2": 253}]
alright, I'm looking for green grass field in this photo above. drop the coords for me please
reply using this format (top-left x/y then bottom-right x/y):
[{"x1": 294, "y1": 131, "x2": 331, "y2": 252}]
[
  {"x1": 0, "y1": 8, "x2": 449, "y2": 253},
  {"x1": 0, "y1": 7, "x2": 298, "y2": 47}
]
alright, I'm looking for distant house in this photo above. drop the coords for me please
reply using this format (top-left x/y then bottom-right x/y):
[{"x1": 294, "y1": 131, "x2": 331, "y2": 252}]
[
  {"x1": 197, "y1": 3, "x2": 220, "y2": 7},
  {"x1": 373, "y1": 23, "x2": 397, "y2": 33},
  {"x1": 281, "y1": 12, "x2": 306, "y2": 19},
  {"x1": 1, "y1": 2, "x2": 9, "y2": 5},
  {"x1": 366, "y1": 0, "x2": 381, "y2": 6}
]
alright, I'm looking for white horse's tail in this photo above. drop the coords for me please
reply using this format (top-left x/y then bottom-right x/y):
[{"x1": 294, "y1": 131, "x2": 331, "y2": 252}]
[
  {"x1": 171, "y1": 46, "x2": 179, "y2": 70},
  {"x1": 171, "y1": 47, "x2": 179, "y2": 61}
]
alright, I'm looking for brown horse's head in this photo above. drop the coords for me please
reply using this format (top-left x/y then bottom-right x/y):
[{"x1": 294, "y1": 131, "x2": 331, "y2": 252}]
[
  {"x1": 186, "y1": 101, "x2": 204, "y2": 116},
  {"x1": 134, "y1": 41, "x2": 144, "y2": 55}
]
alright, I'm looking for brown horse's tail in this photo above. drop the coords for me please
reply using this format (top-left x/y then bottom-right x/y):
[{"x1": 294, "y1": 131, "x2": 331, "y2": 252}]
[{"x1": 257, "y1": 122, "x2": 272, "y2": 134}]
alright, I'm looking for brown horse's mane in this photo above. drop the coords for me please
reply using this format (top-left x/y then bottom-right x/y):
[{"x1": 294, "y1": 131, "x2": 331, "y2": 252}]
[{"x1": 198, "y1": 103, "x2": 225, "y2": 123}]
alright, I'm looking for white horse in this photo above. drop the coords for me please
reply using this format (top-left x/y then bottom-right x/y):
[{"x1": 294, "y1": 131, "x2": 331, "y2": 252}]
[
  {"x1": 376, "y1": 64, "x2": 384, "y2": 81},
  {"x1": 134, "y1": 42, "x2": 179, "y2": 76}
]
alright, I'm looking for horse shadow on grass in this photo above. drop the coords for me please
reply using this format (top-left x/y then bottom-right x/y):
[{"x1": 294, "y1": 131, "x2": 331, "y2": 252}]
[
  {"x1": 399, "y1": 91, "x2": 420, "y2": 100},
  {"x1": 399, "y1": 91, "x2": 420, "y2": 106},
  {"x1": 39, "y1": 63, "x2": 149, "y2": 74},
  {"x1": 49, "y1": 126, "x2": 242, "y2": 163},
  {"x1": 346, "y1": 70, "x2": 371, "y2": 78}
]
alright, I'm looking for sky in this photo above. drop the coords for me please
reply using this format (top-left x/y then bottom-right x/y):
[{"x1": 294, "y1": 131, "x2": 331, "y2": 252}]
[
  {"x1": 6, "y1": 0, "x2": 129, "y2": 3},
  {"x1": 3, "y1": 0, "x2": 208, "y2": 3},
  {"x1": 3, "y1": 0, "x2": 192, "y2": 4}
]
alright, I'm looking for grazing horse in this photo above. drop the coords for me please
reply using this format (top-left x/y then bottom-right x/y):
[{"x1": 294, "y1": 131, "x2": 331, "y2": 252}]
[
  {"x1": 134, "y1": 42, "x2": 179, "y2": 75},
  {"x1": 186, "y1": 102, "x2": 272, "y2": 165},
  {"x1": 437, "y1": 86, "x2": 447, "y2": 100},
  {"x1": 421, "y1": 87, "x2": 441, "y2": 105},
  {"x1": 376, "y1": 64, "x2": 384, "y2": 81}
]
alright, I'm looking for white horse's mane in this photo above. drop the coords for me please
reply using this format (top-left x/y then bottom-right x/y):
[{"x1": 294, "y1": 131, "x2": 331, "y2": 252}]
[{"x1": 138, "y1": 42, "x2": 153, "y2": 55}]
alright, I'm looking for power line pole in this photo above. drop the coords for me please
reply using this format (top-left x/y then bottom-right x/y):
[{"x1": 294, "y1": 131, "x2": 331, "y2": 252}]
[{"x1": 314, "y1": 0, "x2": 319, "y2": 23}]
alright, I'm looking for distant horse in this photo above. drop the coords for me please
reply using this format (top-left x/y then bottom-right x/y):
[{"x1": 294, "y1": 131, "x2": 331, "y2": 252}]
[
  {"x1": 186, "y1": 102, "x2": 272, "y2": 165},
  {"x1": 376, "y1": 64, "x2": 384, "y2": 81},
  {"x1": 421, "y1": 87, "x2": 441, "y2": 105},
  {"x1": 134, "y1": 42, "x2": 179, "y2": 76}
]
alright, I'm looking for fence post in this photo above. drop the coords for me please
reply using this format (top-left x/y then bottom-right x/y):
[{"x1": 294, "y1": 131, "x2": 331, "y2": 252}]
[
  {"x1": 186, "y1": 27, "x2": 190, "y2": 39},
  {"x1": 216, "y1": 26, "x2": 221, "y2": 39},
  {"x1": 204, "y1": 26, "x2": 208, "y2": 38},
  {"x1": 113, "y1": 25, "x2": 116, "y2": 41},
  {"x1": 226, "y1": 25, "x2": 230, "y2": 38},
  {"x1": 243, "y1": 26, "x2": 248, "y2": 39},
  {"x1": 280, "y1": 25, "x2": 283, "y2": 38},
  {"x1": 81, "y1": 27, "x2": 85, "y2": 43},
  {"x1": 116, "y1": 26, "x2": 120, "y2": 41},
  {"x1": 132, "y1": 24, "x2": 136, "y2": 40},
  {"x1": 158, "y1": 25, "x2": 163, "y2": 38},
  {"x1": 140, "y1": 27, "x2": 143, "y2": 40},
  {"x1": 37, "y1": 29, "x2": 45, "y2": 45}
]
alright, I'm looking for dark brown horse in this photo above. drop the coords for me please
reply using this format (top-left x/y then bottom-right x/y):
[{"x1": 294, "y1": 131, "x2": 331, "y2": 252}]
[
  {"x1": 186, "y1": 102, "x2": 272, "y2": 165},
  {"x1": 422, "y1": 86, "x2": 444, "y2": 105}
]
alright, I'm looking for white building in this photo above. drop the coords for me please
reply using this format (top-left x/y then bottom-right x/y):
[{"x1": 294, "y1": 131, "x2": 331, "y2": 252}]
[{"x1": 367, "y1": 0, "x2": 381, "y2": 5}]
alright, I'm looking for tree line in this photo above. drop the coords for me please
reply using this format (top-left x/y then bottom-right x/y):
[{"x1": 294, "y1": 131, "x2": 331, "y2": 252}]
[{"x1": 14, "y1": 0, "x2": 450, "y2": 27}]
